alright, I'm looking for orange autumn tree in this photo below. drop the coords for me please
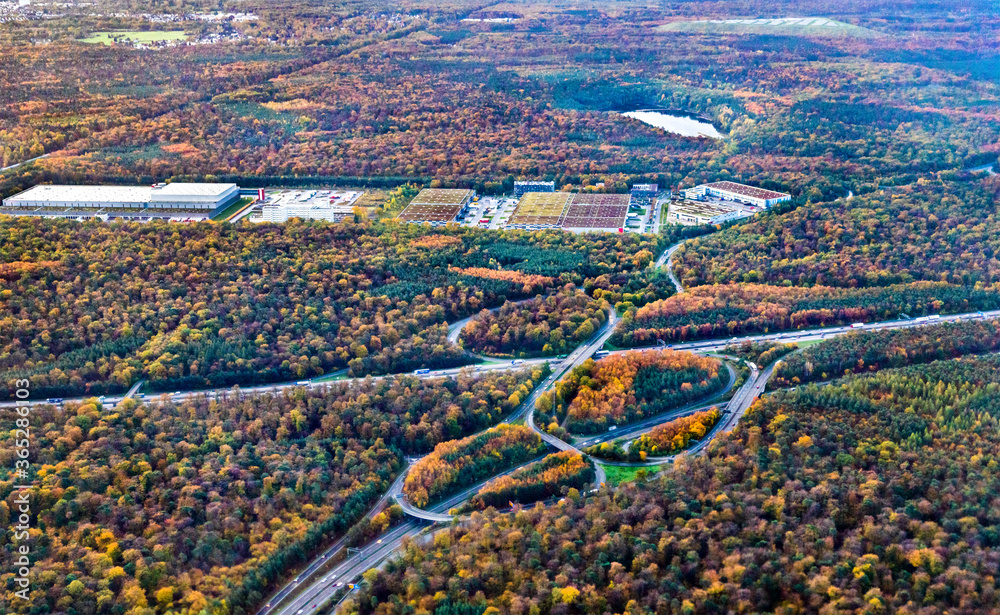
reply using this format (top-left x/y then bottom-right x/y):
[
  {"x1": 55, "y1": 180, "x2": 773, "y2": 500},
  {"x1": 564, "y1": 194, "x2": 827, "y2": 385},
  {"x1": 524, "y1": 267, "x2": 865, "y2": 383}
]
[
  {"x1": 632, "y1": 408, "x2": 721, "y2": 455},
  {"x1": 540, "y1": 349, "x2": 726, "y2": 435},
  {"x1": 469, "y1": 452, "x2": 595, "y2": 510},
  {"x1": 403, "y1": 424, "x2": 547, "y2": 507}
]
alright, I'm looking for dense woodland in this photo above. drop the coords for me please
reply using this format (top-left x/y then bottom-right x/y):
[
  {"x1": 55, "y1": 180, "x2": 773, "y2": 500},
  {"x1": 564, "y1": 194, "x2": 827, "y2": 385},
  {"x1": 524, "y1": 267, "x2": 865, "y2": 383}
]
[
  {"x1": 0, "y1": 369, "x2": 540, "y2": 614},
  {"x1": 348, "y1": 354, "x2": 1000, "y2": 615},
  {"x1": 467, "y1": 452, "x2": 595, "y2": 511},
  {"x1": 536, "y1": 350, "x2": 725, "y2": 435},
  {"x1": 459, "y1": 289, "x2": 609, "y2": 357},
  {"x1": 673, "y1": 180, "x2": 1000, "y2": 289},
  {"x1": 612, "y1": 281, "x2": 1000, "y2": 346},
  {"x1": 773, "y1": 318, "x2": 1000, "y2": 387},
  {"x1": 3, "y1": 2, "x2": 1000, "y2": 615},
  {"x1": 402, "y1": 424, "x2": 548, "y2": 508},
  {"x1": 0, "y1": 219, "x2": 663, "y2": 400},
  {"x1": 632, "y1": 408, "x2": 721, "y2": 456},
  {"x1": 583, "y1": 408, "x2": 720, "y2": 462},
  {"x1": 2, "y1": 0, "x2": 998, "y2": 201}
]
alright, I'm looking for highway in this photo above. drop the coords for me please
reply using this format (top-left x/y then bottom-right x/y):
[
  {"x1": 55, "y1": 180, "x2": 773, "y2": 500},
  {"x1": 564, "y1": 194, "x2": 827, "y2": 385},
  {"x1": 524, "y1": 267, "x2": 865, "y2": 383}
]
[
  {"x1": 397, "y1": 307, "x2": 622, "y2": 522},
  {"x1": 0, "y1": 357, "x2": 553, "y2": 410},
  {"x1": 270, "y1": 307, "x2": 998, "y2": 615},
  {"x1": 446, "y1": 298, "x2": 534, "y2": 348},
  {"x1": 11, "y1": 283, "x2": 1000, "y2": 615},
  {"x1": 275, "y1": 320, "x2": 771, "y2": 615},
  {"x1": 255, "y1": 467, "x2": 414, "y2": 615},
  {"x1": 0, "y1": 152, "x2": 49, "y2": 173},
  {"x1": 264, "y1": 455, "x2": 552, "y2": 615},
  {"x1": 6, "y1": 295, "x2": 991, "y2": 412},
  {"x1": 655, "y1": 238, "x2": 687, "y2": 294},
  {"x1": 572, "y1": 362, "x2": 739, "y2": 451}
]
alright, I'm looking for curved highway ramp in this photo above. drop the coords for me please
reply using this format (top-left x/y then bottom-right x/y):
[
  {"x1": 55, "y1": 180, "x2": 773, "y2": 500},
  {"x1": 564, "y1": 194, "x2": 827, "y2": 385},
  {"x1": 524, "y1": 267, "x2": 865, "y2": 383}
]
[{"x1": 393, "y1": 495, "x2": 457, "y2": 522}]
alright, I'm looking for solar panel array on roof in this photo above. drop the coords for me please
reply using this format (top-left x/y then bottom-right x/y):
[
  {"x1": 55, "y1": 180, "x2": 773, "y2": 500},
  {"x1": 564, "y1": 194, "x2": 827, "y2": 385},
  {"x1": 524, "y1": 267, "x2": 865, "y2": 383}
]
[
  {"x1": 507, "y1": 192, "x2": 573, "y2": 227},
  {"x1": 702, "y1": 181, "x2": 789, "y2": 201},
  {"x1": 396, "y1": 188, "x2": 474, "y2": 224},
  {"x1": 561, "y1": 193, "x2": 629, "y2": 230}
]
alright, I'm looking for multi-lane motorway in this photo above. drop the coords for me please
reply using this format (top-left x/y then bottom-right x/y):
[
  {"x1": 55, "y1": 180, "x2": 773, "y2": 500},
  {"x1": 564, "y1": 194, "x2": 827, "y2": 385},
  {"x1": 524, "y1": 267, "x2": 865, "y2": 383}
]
[
  {"x1": 10, "y1": 240, "x2": 1000, "y2": 615},
  {"x1": 261, "y1": 305, "x2": 1000, "y2": 615}
]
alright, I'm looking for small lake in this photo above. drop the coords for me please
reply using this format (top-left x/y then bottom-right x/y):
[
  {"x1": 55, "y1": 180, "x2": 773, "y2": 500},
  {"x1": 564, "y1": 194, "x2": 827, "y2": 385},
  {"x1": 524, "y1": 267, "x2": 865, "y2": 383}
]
[{"x1": 621, "y1": 109, "x2": 723, "y2": 139}]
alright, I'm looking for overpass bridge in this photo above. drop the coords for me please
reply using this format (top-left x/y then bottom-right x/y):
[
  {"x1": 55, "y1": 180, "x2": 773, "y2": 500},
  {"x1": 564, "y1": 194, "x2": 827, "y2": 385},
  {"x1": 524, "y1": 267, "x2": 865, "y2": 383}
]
[{"x1": 393, "y1": 495, "x2": 456, "y2": 522}]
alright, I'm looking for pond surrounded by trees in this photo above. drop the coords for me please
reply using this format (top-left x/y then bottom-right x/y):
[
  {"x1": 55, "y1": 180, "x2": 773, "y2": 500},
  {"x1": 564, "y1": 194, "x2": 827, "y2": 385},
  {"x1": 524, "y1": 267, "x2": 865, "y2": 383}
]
[{"x1": 621, "y1": 109, "x2": 723, "y2": 138}]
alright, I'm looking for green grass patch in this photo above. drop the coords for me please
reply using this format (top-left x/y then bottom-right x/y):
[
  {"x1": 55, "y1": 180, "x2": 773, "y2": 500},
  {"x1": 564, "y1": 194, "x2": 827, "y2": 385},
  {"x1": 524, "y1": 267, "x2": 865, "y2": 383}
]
[
  {"x1": 599, "y1": 464, "x2": 665, "y2": 486},
  {"x1": 211, "y1": 197, "x2": 254, "y2": 222},
  {"x1": 313, "y1": 369, "x2": 349, "y2": 383},
  {"x1": 79, "y1": 31, "x2": 189, "y2": 45}
]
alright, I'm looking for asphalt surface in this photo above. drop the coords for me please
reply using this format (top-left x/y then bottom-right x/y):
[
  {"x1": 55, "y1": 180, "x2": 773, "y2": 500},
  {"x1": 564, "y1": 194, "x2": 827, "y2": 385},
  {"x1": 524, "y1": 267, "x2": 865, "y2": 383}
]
[
  {"x1": 574, "y1": 362, "x2": 738, "y2": 451},
  {"x1": 655, "y1": 239, "x2": 687, "y2": 294},
  {"x1": 278, "y1": 308, "x2": 997, "y2": 614},
  {"x1": 446, "y1": 298, "x2": 534, "y2": 348},
  {"x1": 266, "y1": 462, "x2": 537, "y2": 615},
  {"x1": 15, "y1": 297, "x2": 1000, "y2": 615},
  {"x1": 399, "y1": 307, "x2": 622, "y2": 521}
]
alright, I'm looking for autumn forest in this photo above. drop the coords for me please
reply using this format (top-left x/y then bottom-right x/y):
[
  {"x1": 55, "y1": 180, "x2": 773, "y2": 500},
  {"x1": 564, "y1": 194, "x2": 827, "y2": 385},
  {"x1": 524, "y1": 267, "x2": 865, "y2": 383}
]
[{"x1": 3, "y1": 0, "x2": 1000, "y2": 614}]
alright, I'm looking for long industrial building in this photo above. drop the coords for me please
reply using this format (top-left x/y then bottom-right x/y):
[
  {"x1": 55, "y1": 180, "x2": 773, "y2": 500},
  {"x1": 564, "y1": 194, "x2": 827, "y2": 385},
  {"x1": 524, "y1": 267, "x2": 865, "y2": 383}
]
[
  {"x1": 513, "y1": 181, "x2": 555, "y2": 197},
  {"x1": 1, "y1": 182, "x2": 241, "y2": 219},
  {"x1": 396, "y1": 188, "x2": 475, "y2": 226},
  {"x1": 667, "y1": 201, "x2": 753, "y2": 226},
  {"x1": 683, "y1": 181, "x2": 790, "y2": 208}
]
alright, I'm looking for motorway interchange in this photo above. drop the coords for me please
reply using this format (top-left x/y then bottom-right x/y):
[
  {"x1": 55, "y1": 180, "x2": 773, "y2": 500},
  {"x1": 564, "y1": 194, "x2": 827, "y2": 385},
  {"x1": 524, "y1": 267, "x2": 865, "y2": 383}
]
[
  {"x1": 258, "y1": 311, "x2": 999, "y2": 615},
  {"x1": 6, "y1": 241, "x2": 1000, "y2": 615}
]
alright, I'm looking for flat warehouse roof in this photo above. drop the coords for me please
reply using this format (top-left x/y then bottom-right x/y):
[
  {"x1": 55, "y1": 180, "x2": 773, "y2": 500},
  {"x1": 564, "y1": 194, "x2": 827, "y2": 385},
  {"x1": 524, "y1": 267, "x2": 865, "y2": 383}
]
[
  {"x1": 6, "y1": 185, "x2": 152, "y2": 203},
  {"x1": 153, "y1": 183, "x2": 238, "y2": 196},
  {"x1": 395, "y1": 188, "x2": 473, "y2": 223},
  {"x1": 569, "y1": 193, "x2": 630, "y2": 207},
  {"x1": 703, "y1": 181, "x2": 789, "y2": 200},
  {"x1": 508, "y1": 192, "x2": 573, "y2": 226},
  {"x1": 397, "y1": 203, "x2": 463, "y2": 222},
  {"x1": 562, "y1": 217, "x2": 626, "y2": 229},
  {"x1": 409, "y1": 188, "x2": 474, "y2": 205},
  {"x1": 670, "y1": 201, "x2": 739, "y2": 217}
]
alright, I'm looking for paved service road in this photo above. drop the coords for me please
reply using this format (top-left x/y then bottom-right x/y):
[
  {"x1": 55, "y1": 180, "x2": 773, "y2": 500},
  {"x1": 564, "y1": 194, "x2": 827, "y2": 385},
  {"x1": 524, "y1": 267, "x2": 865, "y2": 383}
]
[
  {"x1": 655, "y1": 239, "x2": 687, "y2": 294},
  {"x1": 6, "y1": 307, "x2": 995, "y2": 411},
  {"x1": 13, "y1": 301, "x2": 1000, "y2": 615}
]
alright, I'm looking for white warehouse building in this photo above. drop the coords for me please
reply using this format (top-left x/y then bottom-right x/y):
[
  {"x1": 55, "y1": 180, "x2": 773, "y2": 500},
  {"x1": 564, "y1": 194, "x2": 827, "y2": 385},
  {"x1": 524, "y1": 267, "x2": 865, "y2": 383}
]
[
  {"x1": 1, "y1": 182, "x2": 240, "y2": 217},
  {"x1": 667, "y1": 201, "x2": 754, "y2": 226},
  {"x1": 684, "y1": 181, "x2": 790, "y2": 209}
]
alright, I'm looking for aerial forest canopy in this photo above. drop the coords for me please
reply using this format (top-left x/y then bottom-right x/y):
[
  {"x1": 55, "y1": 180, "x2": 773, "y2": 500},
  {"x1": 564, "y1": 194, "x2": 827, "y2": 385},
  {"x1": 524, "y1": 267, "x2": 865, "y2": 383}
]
[
  {"x1": 0, "y1": 368, "x2": 543, "y2": 614},
  {"x1": 0, "y1": 219, "x2": 667, "y2": 399},
  {"x1": 2, "y1": 0, "x2": 998, "y2": 200},
  {"x1": 347, "y1": 354, "x2": 1000, "y2": 615},
  {"x1": 1, "y1": 1, "x2": 999, "y2": 615}
]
